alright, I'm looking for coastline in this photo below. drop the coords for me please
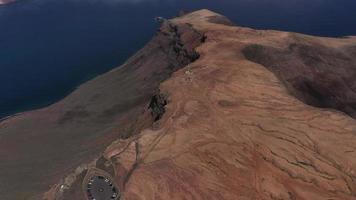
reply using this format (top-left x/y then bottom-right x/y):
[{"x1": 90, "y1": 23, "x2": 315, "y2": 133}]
[{"x1": 0, "y1": 67, "x2": 121, "y2": 121}]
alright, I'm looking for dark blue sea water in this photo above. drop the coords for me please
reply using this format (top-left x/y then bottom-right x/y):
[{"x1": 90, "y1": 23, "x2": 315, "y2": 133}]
[{"x1": 1, "y1": 0, "x2": 356, "y2": 119}]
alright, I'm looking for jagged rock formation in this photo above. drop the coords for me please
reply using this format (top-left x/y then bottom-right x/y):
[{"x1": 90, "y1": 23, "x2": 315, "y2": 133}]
[
  {"x1": 148, "y1": 93, "x2": 168, "y2": 122},
  {"x1": 55, "y1": 10, "x2": 356, "y2": 200}
]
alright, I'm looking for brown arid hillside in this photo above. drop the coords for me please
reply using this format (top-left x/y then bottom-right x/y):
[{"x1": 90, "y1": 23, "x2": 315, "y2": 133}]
[{"x1": 2, "y1": 9, "x2": 356, "y2": 200}]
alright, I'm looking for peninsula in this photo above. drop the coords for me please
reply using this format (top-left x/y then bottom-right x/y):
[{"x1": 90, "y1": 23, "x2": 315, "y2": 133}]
[{"x1": 1, "y1": 10, "x2": 356, "y2": 200}]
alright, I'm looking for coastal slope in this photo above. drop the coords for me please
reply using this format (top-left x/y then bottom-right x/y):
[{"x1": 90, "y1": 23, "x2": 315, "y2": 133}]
[
  {"x1": 51, "y1": 10, "x2": 356, "y2": 200},
  {"x1": 0, "y1": 18, "x2": 204, "y2": 199}
]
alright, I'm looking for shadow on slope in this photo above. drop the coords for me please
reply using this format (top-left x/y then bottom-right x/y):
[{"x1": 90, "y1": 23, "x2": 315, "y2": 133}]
[{"x1": 242, "y1": 39, "x2": 356, "y2": 118}]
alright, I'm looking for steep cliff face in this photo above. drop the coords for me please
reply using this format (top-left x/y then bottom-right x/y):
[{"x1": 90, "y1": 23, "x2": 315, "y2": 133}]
[
  {"x1": 0, "y1": 19, "x2": 204, "y2": 200},
  {"x1": 58, "y1": 10, "x2": 356, "y2": 200}
]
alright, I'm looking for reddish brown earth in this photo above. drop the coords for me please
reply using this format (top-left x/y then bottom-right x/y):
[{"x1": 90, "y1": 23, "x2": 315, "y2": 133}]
[{"x1": 3, "y1": 9, "x2": 356, "y2": 200}]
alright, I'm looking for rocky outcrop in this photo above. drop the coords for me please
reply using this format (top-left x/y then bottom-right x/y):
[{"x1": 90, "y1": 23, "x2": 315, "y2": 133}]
[
  {"x1": 148, "y1": 93, "x2": 168, "y2": 122},
  {"x1": 71, "y1": 10, "x2": 356, "y2": 200}
]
